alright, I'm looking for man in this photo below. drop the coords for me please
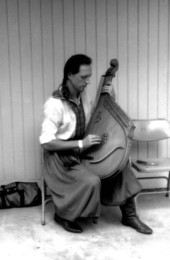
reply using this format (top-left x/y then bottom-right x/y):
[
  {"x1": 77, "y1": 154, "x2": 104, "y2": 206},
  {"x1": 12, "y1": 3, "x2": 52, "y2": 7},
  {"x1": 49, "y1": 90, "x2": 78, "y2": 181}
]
[{"x1": 39, "y1": 54, "x2": 153, "y2": 234}]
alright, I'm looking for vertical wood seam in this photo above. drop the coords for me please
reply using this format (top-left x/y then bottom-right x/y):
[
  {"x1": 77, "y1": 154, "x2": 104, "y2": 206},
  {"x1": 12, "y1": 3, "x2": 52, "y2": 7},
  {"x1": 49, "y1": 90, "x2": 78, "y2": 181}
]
[
  {"x1": 28, "y1": 0, "x2": 36, "y2": 178},
  {"x1": 17, "y1": 0, "x2": 26, "y2": 177}
]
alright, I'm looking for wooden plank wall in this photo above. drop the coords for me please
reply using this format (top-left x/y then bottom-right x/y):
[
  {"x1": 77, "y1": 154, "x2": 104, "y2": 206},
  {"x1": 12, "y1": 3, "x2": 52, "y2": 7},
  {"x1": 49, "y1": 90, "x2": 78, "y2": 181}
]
[{"x1": 0, "y1": 0, "x2": 170, "y2": 184}]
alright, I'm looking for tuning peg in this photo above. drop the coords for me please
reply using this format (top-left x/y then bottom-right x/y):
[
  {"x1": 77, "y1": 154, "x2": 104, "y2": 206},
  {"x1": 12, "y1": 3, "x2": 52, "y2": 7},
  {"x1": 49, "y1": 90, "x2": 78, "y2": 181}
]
[{"x1": 110, "y1": 59, "x2": 119, "y2": 69}]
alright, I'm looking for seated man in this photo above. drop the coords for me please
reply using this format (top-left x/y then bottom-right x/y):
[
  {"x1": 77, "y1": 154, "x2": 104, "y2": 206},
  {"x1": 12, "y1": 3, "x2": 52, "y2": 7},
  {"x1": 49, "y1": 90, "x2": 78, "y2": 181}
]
[{"x1": 39, "y1": 54, "x2": 153, "y2": 235}]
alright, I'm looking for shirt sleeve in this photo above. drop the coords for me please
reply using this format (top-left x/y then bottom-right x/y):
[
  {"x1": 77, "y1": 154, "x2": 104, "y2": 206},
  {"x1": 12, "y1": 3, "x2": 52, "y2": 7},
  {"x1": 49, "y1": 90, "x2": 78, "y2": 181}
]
[{"x1": 39, "y1": 98, "x2": 63, "y2": 144}]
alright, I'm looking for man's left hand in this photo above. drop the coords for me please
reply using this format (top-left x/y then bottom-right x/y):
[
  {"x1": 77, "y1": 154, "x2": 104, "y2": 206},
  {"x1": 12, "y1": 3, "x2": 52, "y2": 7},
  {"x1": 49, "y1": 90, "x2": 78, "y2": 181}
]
[{"x1": 101, "y1": 81, "x2": 115, "y2": 99}]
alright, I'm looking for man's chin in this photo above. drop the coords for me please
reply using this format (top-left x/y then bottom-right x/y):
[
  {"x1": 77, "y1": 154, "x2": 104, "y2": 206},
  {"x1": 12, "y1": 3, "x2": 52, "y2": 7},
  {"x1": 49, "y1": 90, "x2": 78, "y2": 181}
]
[{"x1": 80, "y1": 86, "x2": 86, "y2": 92}]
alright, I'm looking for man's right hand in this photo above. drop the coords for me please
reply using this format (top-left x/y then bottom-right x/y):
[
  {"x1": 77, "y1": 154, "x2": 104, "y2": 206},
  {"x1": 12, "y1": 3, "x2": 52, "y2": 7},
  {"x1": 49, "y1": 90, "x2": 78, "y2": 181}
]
[{"x1": 82, "y1": 134, "x2": 102, "y2": 150}]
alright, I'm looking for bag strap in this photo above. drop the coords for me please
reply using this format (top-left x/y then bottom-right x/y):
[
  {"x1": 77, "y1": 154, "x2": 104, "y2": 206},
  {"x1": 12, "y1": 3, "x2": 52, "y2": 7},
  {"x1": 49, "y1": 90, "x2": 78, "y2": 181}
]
[
  {"x1": 0, "y1": 182, "x2": 25, "y2": 207},
  {"x1": 0, "y1": 190, "x2": 7, "y2": 208}
]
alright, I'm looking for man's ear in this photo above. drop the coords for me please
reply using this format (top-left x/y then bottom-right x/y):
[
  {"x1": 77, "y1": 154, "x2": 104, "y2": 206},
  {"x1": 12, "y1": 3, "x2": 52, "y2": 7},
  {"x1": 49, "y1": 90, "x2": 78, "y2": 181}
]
[{"x1": 67, "y1": 73, "x2": 73, "y2": 80}]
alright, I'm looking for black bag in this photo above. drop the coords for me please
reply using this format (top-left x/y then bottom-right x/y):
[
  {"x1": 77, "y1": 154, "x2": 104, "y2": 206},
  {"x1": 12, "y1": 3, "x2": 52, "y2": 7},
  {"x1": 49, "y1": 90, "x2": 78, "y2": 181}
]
[{"x1": 0, "y1": 182, "x2": 41, "y2": 209}]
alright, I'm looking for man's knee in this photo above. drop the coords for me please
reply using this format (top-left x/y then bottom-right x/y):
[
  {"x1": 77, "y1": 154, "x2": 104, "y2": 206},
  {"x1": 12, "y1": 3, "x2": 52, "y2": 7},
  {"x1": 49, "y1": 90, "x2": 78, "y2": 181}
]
[{"x1": 86, "y1": 174, "x2": 101, "y2": 190}]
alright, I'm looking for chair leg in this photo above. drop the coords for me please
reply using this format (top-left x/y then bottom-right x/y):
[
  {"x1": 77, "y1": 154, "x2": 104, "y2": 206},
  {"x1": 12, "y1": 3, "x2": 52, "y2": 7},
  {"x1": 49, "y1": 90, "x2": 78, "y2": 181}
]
[
  {"x1": 41, "y1": 178, "x2": 45, "y2": 225},
  {"x1": 166, "y1": 171, "x2": 170, "y2": 197},
  {"x1": 134, "y1": 194, "x2": 140, "y2": 216}
]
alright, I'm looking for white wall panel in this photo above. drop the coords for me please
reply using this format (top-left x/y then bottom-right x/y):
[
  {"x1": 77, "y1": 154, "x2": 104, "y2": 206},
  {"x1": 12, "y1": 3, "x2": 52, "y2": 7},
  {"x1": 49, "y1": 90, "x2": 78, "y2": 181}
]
[
  {"x1": 41, "y1": 0, "x2": 54, "y2": 99},
  {"x1": 52, "y1": 0, "x2": 65, "y2": 88},
  {"x1": 148, "y1": 0, "x2": 159, "y2": 120},
  {"x1": 7, "y1": 0, "x2": 25, "y2": 180},
  {"x1": 117, "y1": 0, "x2": 128, "y2": 110},
  {"x1": 107, "y1": 0, "x2": 118, "y2": 94},
  {"x1": 19, "y1": 0, "x2": 36, "y2": 180},
  {"x1": 96, "y1": 0, "x2": 107, "y2": 83},
  {"x1": 63, "y1": 0, "x2": 75, "y2": 60},
  {"x1": 85, "y1": 0, "x2": 97, "y2": 99},
  {"x1": 128, "y1": 0, "x2": 138, "y2": 118},
  {"x1": 74, "y1": 0, "x2": 86, "y2": 53},
  {"x1": 30, "y1": 0, "x2": 44, "y2": 179},
  {"x1": 0, "y1": 0, "x2": 14, "y2": 181}
]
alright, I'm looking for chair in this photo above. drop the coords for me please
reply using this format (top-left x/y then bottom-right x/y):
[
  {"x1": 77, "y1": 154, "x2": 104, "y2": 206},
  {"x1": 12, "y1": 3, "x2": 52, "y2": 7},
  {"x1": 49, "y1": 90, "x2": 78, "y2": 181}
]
[
  {"x1": 41, "y1": 177, "x2": 52, "y2": 225},
  {"x1": 131, "y1": 119, "x2": 170, "y2": 204},
  {"x1": 41, "y1": 149, "x2": 52, "y2": 225}
]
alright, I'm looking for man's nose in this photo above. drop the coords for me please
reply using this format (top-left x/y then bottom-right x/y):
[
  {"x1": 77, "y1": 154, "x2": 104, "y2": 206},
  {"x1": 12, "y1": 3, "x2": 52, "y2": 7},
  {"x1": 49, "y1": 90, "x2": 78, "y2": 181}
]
[{"x1": 85, "y1": 78, "x2": 90, "y2": 84}]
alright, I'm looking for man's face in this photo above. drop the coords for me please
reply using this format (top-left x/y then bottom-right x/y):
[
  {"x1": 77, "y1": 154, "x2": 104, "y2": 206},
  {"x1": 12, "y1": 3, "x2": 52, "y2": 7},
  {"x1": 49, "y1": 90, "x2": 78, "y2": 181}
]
[{"x1": 68, "y1": 64, "x2": 92, "y2": 93}]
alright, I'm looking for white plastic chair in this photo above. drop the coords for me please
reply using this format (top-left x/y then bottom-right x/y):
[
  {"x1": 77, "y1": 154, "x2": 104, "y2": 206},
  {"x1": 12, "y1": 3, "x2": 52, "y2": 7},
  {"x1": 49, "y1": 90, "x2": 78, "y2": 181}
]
[{"x1": 131, "y1": 119, "x2": 170, "y2": 204}]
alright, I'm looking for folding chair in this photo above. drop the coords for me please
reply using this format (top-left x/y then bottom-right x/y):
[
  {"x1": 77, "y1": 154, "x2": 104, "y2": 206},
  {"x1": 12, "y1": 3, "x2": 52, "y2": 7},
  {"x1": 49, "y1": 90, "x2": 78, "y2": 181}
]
[
  {"x1": 131, "y1": 119, "x2": 170, "y2": 205},
  {"x1": 41, "y1": 149, "x2": 52, "y2": 225}
]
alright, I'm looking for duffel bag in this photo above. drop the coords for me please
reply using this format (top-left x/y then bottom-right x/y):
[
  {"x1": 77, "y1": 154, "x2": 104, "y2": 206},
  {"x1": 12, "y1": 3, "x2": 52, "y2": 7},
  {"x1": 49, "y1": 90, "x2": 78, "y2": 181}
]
[{"x1": 0, "y1": 182, "x2": 41, "y2": 208}]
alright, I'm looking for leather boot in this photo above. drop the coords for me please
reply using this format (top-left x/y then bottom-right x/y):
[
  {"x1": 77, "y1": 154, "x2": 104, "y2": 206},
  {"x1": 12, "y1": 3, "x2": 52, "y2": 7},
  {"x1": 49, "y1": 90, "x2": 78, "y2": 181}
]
[
  {"x1": 54, "y1": 213, "x2": 83, "y2": 233},
  {"x1": 120, "y1": 197, "x2": 153, "y2": 235}
]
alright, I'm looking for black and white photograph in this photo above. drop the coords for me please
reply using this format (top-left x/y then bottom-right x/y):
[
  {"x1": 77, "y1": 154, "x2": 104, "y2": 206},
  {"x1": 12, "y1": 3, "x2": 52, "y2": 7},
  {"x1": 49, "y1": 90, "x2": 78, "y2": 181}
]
[{"x1": 0, "y1": 0, "x2": 170, "y2": 259}]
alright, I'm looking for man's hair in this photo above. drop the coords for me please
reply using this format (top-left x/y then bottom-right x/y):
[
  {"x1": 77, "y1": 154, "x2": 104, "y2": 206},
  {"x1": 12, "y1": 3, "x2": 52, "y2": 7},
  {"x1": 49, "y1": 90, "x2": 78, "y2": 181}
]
[
  {"x1": 62, "y1": 54, "x2": 92, "y2": 85},
  {"x1": 52, "y1": 54, "x2": 92, "y2": 99}
]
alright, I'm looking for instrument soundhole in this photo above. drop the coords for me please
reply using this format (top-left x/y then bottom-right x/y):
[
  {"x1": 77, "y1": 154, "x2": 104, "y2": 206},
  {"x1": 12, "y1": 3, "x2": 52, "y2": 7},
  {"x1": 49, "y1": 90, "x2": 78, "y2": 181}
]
[{"x1": 101, "y1": 133, "x2": 108, "y2": 143}]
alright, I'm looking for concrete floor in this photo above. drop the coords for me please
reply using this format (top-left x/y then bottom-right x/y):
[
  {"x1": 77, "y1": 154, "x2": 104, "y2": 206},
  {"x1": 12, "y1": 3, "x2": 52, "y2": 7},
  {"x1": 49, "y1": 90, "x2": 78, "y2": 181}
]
[{"x1": 1, "y1": 194, "x2": 170, "y2": 260}]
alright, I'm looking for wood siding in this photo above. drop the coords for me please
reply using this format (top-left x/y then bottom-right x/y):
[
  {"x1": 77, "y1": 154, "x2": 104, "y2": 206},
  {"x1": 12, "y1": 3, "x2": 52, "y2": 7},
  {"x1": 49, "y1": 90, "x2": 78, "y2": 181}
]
[{"x1": 0, "y1": 0, "x2": 170, "y2": 184}]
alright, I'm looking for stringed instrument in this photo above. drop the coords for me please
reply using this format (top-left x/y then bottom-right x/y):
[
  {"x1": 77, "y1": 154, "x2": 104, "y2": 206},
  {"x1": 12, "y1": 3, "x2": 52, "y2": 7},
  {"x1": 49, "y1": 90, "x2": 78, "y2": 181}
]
[{"x1": 83, "y1": 59, "x2": 135, "y2": 179}]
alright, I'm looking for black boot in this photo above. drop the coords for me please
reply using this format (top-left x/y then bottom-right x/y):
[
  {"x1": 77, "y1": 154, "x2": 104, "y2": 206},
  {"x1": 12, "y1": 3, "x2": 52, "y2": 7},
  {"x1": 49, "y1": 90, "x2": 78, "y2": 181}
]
[
  {"x1": 54, "y1": 213, "x2": 83, "y2": 233},
  {"x1": 120, "y1": 197, "x2": 153, "y2": 235}
]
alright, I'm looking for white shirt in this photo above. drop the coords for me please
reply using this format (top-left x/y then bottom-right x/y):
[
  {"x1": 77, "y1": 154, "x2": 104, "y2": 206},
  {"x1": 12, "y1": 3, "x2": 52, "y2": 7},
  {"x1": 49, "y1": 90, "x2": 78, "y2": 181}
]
[{"x1": 39, "y1": 89, "x2": 94, "y2": 144}]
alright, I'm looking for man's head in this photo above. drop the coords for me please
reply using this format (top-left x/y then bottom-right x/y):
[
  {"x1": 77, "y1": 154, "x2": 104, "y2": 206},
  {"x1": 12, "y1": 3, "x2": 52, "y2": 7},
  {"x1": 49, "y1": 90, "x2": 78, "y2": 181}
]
[{"x1": 62, "y1": 54, "x2": 92, "y2": 95}]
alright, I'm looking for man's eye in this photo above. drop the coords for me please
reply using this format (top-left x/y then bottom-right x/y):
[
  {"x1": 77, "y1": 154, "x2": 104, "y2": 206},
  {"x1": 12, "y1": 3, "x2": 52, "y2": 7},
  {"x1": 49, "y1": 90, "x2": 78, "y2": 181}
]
[{"x1": 81, "y1": 76, "x2": 90, "y2": 80}]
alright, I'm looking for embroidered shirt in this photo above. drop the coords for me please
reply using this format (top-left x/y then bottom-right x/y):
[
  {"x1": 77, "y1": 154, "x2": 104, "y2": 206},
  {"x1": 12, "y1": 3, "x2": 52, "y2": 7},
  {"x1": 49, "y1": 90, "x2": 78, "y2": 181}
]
[{"x1": 39, "y1": 89, "x2": 93, "y2": 144}]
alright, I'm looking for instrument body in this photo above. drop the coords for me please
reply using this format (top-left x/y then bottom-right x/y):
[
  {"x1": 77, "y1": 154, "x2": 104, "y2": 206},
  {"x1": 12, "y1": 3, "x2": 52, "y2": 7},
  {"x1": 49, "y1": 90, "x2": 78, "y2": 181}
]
[{"x1": 83, "y1": 60, "x2": 134, "y2": 179}]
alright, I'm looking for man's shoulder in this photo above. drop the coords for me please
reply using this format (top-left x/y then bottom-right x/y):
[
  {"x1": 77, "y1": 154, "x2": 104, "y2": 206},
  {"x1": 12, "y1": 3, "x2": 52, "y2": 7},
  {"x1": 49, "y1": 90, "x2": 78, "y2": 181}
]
[{"x1": 44, "y1": 96, "x2": 64, "y2": 110}]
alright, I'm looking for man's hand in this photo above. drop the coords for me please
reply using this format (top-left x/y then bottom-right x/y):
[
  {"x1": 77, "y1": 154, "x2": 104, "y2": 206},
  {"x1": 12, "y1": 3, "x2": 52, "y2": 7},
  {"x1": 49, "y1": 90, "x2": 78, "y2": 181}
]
[
  {"x1": 82, "y1": 134, "x2": 102, "y2": 150},
  {"x1": 101, "y1": 81, "x2": 116, "y2": 100}
]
